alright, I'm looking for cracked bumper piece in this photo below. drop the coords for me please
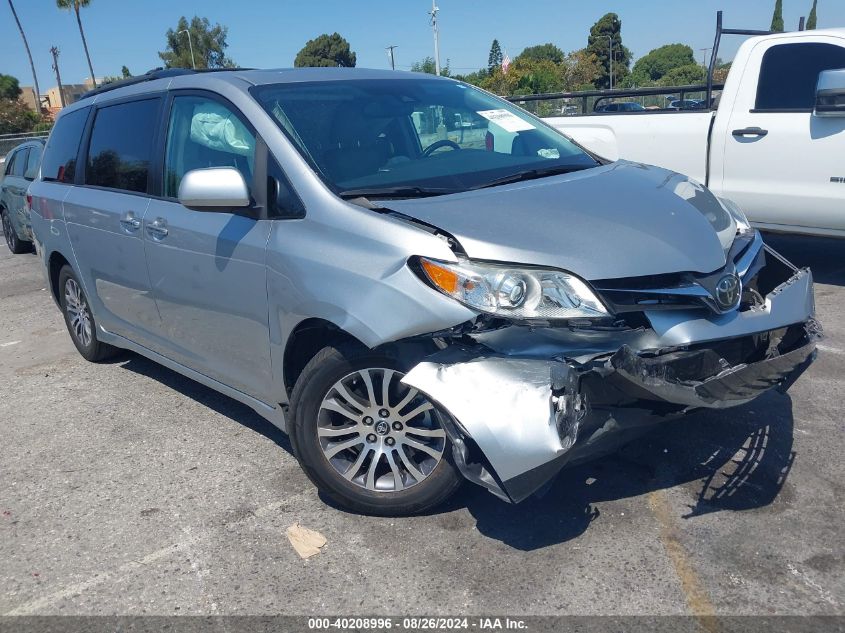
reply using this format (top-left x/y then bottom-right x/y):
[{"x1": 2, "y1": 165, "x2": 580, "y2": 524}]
[{"x1": 402, "y1": 270, "x2": 818, "y2": 503}]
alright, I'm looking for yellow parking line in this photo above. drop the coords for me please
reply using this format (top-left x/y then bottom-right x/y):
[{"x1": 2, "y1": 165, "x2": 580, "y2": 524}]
[{"x1": 647, "y1": 489, "x2": 719, "y2": 630}]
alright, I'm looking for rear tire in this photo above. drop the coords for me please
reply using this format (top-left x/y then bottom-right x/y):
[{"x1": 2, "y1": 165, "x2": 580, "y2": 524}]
[
  {"x1": 1, "y1": 209, "x2": 30, "y2": 254},
  {"x1": 58, "y1": 265, "x2": 120, "y2": 362},
  {"x1": 290, "y1": 343, "x2": 462, "y2": 516}
]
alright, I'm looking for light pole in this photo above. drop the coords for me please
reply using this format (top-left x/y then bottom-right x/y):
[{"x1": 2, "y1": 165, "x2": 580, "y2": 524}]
[
  {"x1": 603, "y1": 35, "x2": 614, "y2": 90},
  {"x1": 178, "y1": 29, "x2": 196, "y2": 69},
  {"x1": 429, "y1": 0, "x2": 441, "y2": 76}
]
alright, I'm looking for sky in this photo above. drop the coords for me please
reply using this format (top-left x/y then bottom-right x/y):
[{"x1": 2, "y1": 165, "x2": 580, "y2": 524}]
[{"x1": 2, "y1": 0, "x2": 844, "y2": 90}]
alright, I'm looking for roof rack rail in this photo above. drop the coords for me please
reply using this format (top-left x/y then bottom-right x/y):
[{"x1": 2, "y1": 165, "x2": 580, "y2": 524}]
[
  {"x1": 79, "y1": 66, "x2": 254, "y2": 100},
  {"x1": 80, "y1": 67, "x2": 196, "y2": 99}
]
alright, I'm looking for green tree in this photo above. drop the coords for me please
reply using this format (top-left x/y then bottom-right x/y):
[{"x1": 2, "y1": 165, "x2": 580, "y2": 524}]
[
  {"x1": 294, "y1": 33, "x2": 356, "y2": 68},
  {"x1": 516, "y1": 43, "x2": 565, "y2": 65},
  {"x1": 121, "y1": 65, "x2": 132, "y2": 78},
  {"x1": 159, "y1": 16, "x2": 236, "y2": 69},
  {"x1": 586, "y1": 13, "x2": 632, "y2": 89},
  {"x1": 771, "y1": 0, "x2": 784, "y2": 32},
  {"x1": 488, "y1": 39, "x2": 502, "y2": 73},
  {"x1": 57, "y1": 0, "x2": 96, "y2": 88},
  {"x1": 0, "y1": 97, "x2": 40, "y2": 133},
  {"x1": 0, "y1": 74, "x2": 21, "y2": 99},
  {"x1": 7, "y1": 0, "x2": 41, "y2": 111},
  {"x1": 659, "y1": 64, "x2": 706, "y2": 86},
  {"x1": 807, "y1": 0, "x2": 818, "y2": 29},
  {"x1": 629, "y1": 44, "x2": 696, "y2": 86},
  {"x1": 410, "y1": 56, "x2": 450, "y2": 76}
]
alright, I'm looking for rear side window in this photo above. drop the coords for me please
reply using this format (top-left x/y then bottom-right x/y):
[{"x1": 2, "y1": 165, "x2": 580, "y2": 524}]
[
  {"x1": 24, "y1": 145, "x2": 42, "y2": 180},
  {"x1": 756, "y1": 43, "x2": 845, "y2": 111},
  {"x1": 86, "y1": 99, "x2": 160, "y2": 193},
  {"x1": 41, "y1": 107, "x2": 89, "y2": 183},
  {"x1": 11, "y1": 149, "x2": 29, "y2": 177}
]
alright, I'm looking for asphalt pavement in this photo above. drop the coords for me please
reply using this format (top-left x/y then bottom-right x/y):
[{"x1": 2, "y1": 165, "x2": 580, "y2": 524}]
[{"x1": 0, "y1": 229, "x2": 843, "y2": 616}]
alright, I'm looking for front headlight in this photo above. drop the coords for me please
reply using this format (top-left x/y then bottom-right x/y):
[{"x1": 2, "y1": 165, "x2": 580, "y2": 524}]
[
  {"x1": 719, "y1": 197, "x2": 753, "y2": 234},
  {"x1": 416, "y1": 257, "x2": 609, "y2": 320}
]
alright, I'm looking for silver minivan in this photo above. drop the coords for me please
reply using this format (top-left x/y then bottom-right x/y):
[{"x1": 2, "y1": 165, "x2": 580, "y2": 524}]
[{"x1": 29, "y1": 68, "x2": 818, "y2": 515}]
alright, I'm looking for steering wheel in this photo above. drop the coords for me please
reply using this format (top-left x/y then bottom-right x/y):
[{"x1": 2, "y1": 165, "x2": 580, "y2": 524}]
[{"x1": 422, "y1": 139, "x2": 462, "y2": 157}]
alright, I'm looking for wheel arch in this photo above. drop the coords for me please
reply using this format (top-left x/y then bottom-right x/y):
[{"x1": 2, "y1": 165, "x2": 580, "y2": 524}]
[
  {"x1": 282, "y1": 318, "x2": 367, "y2": 399},
  {"x1": 47, "y1": 250, "x2": 72, "y2": 306}
]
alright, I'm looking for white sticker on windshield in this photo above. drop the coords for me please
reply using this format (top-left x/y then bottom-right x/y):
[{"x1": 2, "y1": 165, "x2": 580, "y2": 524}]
[{"x1": 477, "y1": 109, "x2": 535, "y2": 133}]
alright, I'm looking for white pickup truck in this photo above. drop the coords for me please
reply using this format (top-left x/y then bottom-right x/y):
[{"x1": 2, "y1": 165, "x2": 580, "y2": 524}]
[{"x1": 544, "y1": 28, "x2": 845, "y2": 238}]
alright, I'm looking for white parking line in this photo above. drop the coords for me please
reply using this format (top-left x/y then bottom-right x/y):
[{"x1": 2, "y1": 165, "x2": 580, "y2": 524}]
[
  {"x1": 817, "y1": 344, "x2": 844, "y2": 355},
  {"x1": 2, "y1": 496, "x2": 297, "y2": 615},
  {"x1": 0, "y1": 340, "x2": 20, "y2": 348}
]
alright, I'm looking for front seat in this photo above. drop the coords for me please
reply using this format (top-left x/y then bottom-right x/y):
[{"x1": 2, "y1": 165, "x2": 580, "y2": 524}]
[{"x1": 322, "y1": 109, "x2": 388, "y2": 183}]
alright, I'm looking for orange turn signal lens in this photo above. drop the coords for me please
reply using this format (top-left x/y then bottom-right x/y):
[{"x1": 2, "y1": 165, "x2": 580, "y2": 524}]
[{"x1": 420, "y1": 258, "x2": 459, "y2": 294}]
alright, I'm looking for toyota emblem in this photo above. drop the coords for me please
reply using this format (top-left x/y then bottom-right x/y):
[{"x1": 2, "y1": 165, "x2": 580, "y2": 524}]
[{"x1": 714, "y1": 274, "x2": 741, "y2": 311}]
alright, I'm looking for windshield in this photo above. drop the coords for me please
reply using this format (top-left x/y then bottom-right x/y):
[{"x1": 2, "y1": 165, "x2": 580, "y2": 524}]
[{"x1": 252, "y1": 78, "x2": 599, "y2": 197}]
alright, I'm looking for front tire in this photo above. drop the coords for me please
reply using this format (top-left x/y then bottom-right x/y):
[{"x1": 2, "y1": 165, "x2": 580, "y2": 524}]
[
  {"x1": 290, "y1": 343, "x2": 462, "y2": 515},
  {"x1": 58, "y1": 265, "x2": 120, "y2": 362},
  {"x1": 1, "y1": 209, "x2": 30, "y2": 254}
]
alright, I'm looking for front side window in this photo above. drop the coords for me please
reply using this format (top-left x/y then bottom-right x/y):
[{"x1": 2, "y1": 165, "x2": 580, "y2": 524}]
[
  {"x1": 164, "y1": 95, "x2": 256, "y2": 198},
  {"x1": 4, "y1": 150, "x2": 21, "y2": 177},
  {"x1": 253, "y1": 78, "x2": 598, "y2": 197},
  {"x1": 756, "y1": 43, "x2": 845, "y2": 111},
  {"x1": 85, "y1": 98, "x2": 159, "y2": 193},
  {"x1": 24, "y1": 145, "x2": 42, "y2": 180},
  {"x1": 41, "y1": 107, "x2": 88, "y2": 183}
]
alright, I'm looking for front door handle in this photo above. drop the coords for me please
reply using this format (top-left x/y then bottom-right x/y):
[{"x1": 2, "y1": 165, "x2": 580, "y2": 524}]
[
  {"x1": 146, "y1": 217, "x2": 169, "y2": 239},
  {"x1": 732, "y1": 127, "x2": 768, "y2": 138},
  {"x1": 119, "y1": 212, "x2": 141, "y2": 232}
]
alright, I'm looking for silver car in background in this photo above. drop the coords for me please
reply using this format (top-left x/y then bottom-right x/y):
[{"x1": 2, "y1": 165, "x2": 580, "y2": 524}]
[
  {"x1": 29, "y1": 68, "x2": 818, "y2": 515},
  {"x1": 1, "y1": 139, "x2": 43, "y2": 253}
]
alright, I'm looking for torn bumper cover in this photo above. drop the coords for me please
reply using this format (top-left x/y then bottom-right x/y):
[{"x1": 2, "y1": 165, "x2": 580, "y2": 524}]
[{"x1": 402, "y1": 268, "x2": 820, "y2": 504}]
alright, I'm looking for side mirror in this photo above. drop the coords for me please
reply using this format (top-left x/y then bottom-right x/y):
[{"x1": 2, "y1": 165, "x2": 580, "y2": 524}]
[
  {"x1": 178, "y1": 167, "x2": 250, "y2": 210},
  {"x1": 815, "y1": 69, "x2": 845, "y2": 117}
]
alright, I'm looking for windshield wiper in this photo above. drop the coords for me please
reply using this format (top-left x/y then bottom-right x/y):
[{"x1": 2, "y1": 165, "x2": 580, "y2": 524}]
[
  {"x1": 469, "y1": 165, "x2": 591, "y2": 191},
  {"x1": 338, "y1": 186, "x2": 457, "y2": 200}
]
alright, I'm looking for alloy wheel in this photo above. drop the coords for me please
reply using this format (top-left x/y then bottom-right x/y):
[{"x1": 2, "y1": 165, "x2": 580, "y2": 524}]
[
  {"x1": 64, "y1": 278, "x2": 93, "y2": 348},
  {"x1": 317, "y1": 368, "x2": 447, "y2": 493}
]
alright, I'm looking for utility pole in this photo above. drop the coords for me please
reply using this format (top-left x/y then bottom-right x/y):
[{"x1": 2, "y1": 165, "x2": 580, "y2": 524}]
[
  {"x1": 386, "y1": 45, "x2": 398, "y2": 70},
  {"x1": 429, "y1": 0, "x2": 441, "y2": 76},
  {"x1": 699, "y1": 47, "x2": 712, "y2": 67},
  {"x1": 179, "y1": 29, "x2": 196, "y2": 69},
  {"x1": 50, "y1": 46, "x2": 65, "y2": 107}
]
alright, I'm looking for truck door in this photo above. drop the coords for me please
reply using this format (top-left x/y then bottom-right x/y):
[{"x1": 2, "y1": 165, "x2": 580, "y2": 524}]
[{"x1": 716, "y1": 37, "x2": 845, "y2": 233}]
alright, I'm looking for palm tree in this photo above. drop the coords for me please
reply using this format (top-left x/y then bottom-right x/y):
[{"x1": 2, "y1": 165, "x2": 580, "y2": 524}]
[
  {"x1": 7, "y1": 0, "x2": 41, "y2": 111},
  {"x1": 56, "y1": 0, "x2": 96, "y2": 88}
]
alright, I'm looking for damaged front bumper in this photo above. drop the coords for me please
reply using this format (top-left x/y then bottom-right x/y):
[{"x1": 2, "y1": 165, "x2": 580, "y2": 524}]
[{"x1": 402, "y1": 256, "x2": 819, "y2": 504}]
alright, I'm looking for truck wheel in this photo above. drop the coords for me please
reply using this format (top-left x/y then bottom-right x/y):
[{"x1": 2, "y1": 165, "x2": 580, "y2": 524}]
[
  {"x1": 58, "y1": 265, "x2": 120, "y2": 362},
  {"x1": 290, "y1": 343, "x2": 462, "y2": 515},
  {"x1": 2, "y1": 209, "x2": 29, "y2": 254}
]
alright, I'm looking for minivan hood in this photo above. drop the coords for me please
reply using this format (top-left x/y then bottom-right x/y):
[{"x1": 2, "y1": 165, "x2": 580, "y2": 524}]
[{"x1": 386, "y1": 161, "x2": 733, "y2": 281}]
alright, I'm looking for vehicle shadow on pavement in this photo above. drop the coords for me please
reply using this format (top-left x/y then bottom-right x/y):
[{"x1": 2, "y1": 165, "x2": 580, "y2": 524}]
[
  {"x1": 762, "y1": 232, "x2": 845, "y2": 286},
  {"x1": 457, "y1": 392, "x2": 796, "y2": 551},
  {"x1": 118, "y1": 354, "x2": 293, "y2": 453},
  {"x1": 114, "y1": 351, "x2": 796, "y2": 552}
]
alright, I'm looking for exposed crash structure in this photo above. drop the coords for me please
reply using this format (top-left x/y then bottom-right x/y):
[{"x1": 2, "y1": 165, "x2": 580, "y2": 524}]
[{"x1": 402, "y1": 234, "x2": 819, "y2": 503}]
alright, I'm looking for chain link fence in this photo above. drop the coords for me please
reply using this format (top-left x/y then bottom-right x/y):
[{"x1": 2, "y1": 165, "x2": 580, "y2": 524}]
[{"x1": 0, "y1": 131, "x2": 50, "y2": 161}]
